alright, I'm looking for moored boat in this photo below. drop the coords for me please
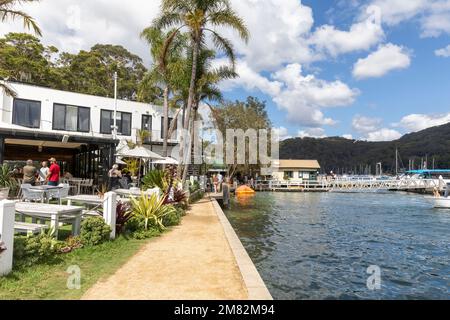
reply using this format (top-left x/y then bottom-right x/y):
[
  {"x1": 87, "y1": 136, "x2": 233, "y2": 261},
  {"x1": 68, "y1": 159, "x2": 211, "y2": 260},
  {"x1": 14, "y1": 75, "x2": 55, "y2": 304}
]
[{"x1": 425, "y1": 196, "x2": 450, "y2": 209}]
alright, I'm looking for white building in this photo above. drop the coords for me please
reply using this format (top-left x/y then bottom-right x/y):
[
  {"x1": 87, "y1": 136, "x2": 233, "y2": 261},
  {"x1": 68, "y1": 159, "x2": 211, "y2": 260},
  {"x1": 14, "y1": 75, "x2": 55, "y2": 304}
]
[
  {"x1": 272, "y1": 160, "x2": 321, "y2": 182},
  {"x1": 0, "y1": 81, "x2": 181, "y2": 182}
]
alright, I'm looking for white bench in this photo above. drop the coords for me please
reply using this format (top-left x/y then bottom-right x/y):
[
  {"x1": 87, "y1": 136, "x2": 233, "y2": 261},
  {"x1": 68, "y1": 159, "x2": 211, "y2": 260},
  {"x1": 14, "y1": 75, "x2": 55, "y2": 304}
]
[{"x1": 14, "y1": 222, "x2": 48, "y2": 235}]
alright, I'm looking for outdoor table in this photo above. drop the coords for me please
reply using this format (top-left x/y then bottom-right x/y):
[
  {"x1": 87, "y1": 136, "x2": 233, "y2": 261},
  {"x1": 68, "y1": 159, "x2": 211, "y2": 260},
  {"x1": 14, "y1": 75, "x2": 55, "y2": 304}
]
[
  {"x1": 67, "y1": 194, "x2": 130, "y2": 207},
  {"x1": 114, "y1": 189, "x2": 158, "y2": 198},
  {"x1": 29, "y1": 185, "x2": 62, "y2": 203},
  {"x1": 67, "y1": 180, "x2": 83, "y2": 195},
  {"x1": 15, "y1": 202, "x2": 84, "y2": 238}
]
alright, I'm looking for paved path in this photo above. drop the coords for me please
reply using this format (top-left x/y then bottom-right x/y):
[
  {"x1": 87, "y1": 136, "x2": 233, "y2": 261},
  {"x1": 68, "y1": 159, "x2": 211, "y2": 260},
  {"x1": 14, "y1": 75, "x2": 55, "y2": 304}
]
[{"x1": 82, "y1": 197, "x2": 248, "y2": 300}]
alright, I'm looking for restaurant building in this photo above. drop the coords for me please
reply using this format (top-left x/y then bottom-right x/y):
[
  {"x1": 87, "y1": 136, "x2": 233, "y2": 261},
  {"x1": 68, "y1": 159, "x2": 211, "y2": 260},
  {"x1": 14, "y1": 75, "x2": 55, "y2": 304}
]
[
  {"x1": 272, "y1": 159, "x2": 321, "y2": 182},
  {"x1": 0, "y1": 81, "x2": 180, "y2": 183}
]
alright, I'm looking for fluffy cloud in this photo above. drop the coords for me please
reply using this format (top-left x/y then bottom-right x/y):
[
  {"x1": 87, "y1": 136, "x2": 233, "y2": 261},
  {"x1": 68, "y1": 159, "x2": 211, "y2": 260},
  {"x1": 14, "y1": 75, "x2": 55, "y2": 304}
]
[
  {"x1": 435, "y1": 45, "x2": 450, "y2": 57},
  {"x1": 352, "y1": 115, "x2": 383, "y2": 133},
  {"x1": 0, "y1": 0, "x2": 160, "y2": 65},
  {"x1": 297, "y1": 128, "x2": 327, "y2": 138},
  {"x1": 365, "y1": 128, "x2": 402, "y2": 141},
  {"x1": 396, "y1": 113, "x2": 450, "y2": 131},
  {"x1": 310, "y1": 8, "x2": 384, "y2": 56},
  {"x1": 353, "y1": 43, "x2": 411, "y2": 79},
  {"x1": 342, "y1": 134, "x2": 354, "y2": 140},
  {"x1": 272, "y1": 127, "x2": 291, "y2": 141},
  {"x1": 222, "y1": 62, "x2": 358, "y2": 127},
  {"x1": 368, "y1": 0, "x2": 427, "y2": 25}
]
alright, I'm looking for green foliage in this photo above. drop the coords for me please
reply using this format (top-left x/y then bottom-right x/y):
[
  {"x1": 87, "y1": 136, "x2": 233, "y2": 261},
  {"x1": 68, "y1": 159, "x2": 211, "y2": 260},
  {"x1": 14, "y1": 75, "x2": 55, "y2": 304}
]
[
  {"x1": 141, "y1": 170, "x2": 170, "y2": 192},
  {"x1": 124, "y1": 159, "x2": 139, "y2": 177},
  {"x1": 189, "y1": 180, "x2": 200, "y2": 193},
  {"x1": 0, "y1": 163, "x2": 16, "y2": 188},
  {"x1": 0, "y1": 33, "x2": 147, "y2": 101},
  {"x1": 59, "y1": 236, "x2": 84, "y2": 254},
  {"x1": 80, "y1": 217, "x2": 112, "y2": 246},
  {"x1": 189, "y1": 191, "x2": 204, "y2": 204},
  {"x1": 13, "y1": 232, "x2": 60, "y2": 268},
  {"x1": 130, "y1": 193, "x2": 177, "y2": 231},
  {"x1": 162, "y1": 206, "x2": 184, "y2": 227},
  {"x1": 130, "y1": 227, "x2": 162, "y2": 240}
]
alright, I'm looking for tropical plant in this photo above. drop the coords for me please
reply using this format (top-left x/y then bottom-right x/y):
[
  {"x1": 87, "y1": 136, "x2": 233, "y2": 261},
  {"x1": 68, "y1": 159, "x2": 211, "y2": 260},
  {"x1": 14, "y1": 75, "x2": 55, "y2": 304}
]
[
  {"x1": 13, "y1": 229, "x2": 60, "y2": 267},
  {"x1": 115, "y1": 201, "x2": 133, "y2": 235},
  {"x1": 129, "y1": 192, "x2": 177, "y2": 231},
  {"x1": 0, "y1": 163, "x2": 17, "y2": 188},
  {"x1": 96, "y1": 183, "x2": 108, "y2": 199},
  {"x1": 124, "y1": 158, "x2": 139, "y2": 177},
  {"x1": 139, "y1": 27, "x2": 186, "y2": 158},
  {"x1": 141, "y1": 169, "x2": 171, "y2": 193},
  {"x1": 0, "y1": 0, "x2": 42, "y2": 36},
  {"x1": 80, "y1": 217, "x2": 111, "y2": 246},
  {"x1": 154, "y1": 0, "x2": 249, "y2": 184}
]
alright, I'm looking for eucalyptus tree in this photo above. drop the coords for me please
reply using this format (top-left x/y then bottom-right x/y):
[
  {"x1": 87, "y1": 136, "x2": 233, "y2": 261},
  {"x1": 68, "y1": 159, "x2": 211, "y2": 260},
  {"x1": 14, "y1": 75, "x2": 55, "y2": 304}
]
[
  {"x1": 139, "y1": 27, "x2": 186, "y2": 158},
  {"x1": 154, "y1": 0, "x2": 249, "y2": 183},
  {"x1": 0, "y1": 0, "x2": 41, "y2": 96}
]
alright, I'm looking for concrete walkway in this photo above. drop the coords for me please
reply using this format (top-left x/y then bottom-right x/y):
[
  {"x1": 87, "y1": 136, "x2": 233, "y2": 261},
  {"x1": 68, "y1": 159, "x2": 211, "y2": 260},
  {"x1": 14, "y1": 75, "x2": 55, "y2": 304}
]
[{"x1": 82, "y1": 197, "x2": 248, "y2": 300}]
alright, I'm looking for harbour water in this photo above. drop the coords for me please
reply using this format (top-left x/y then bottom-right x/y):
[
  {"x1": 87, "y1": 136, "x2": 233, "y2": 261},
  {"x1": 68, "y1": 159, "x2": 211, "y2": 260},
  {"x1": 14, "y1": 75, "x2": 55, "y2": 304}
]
[{"x1": 225, "y1": 192, "x2": 450, "y2": 299}]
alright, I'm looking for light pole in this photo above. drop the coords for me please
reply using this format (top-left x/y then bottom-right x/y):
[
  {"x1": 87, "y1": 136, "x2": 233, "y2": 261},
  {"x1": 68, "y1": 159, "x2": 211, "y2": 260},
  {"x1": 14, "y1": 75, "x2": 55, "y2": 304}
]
[{"x1": 112, "y1": 72, "x2": 118, "y2": 139}]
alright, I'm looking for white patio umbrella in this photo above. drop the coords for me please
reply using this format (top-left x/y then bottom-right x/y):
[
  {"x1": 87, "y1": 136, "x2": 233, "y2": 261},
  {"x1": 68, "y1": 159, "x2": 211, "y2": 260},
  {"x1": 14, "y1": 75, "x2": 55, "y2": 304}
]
[
  {"x1": 116, "y1": 145, "x2": 164, "y2": 160},
  {"x1": 153, "y1": 157, "x2": 179, "y2": 165}
]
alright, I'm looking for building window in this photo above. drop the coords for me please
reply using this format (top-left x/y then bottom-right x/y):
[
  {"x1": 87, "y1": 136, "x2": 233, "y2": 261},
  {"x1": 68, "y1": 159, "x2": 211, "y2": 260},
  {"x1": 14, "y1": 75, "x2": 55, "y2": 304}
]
[
  {"x1": 53, "y1": 104, "x2": 90, "y2": 132},
  {"x1": 284, "y1": 171, "x2": 293, "y2": 179},
  {"x1": 12, "y1": 98, "x2": 41, "y2": 128},
  {"x1": 161, "y1": 117, "x2": 176, "y2": 139},
  {"x1": 100, "y1": 110, "x2": 132, "y2": 136},
  {"x1": 299, "y1": 171, "x2": 310, "y2": 180},
  {"x1": 141, "y1": 115, "x2": 152, "y2": 143}
]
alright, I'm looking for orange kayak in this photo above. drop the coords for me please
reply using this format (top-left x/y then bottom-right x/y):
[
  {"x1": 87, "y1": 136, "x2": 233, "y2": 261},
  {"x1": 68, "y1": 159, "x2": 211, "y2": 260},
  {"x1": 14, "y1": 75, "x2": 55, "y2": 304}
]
[{"x1": 235, "y1": 185, "x2": 256, "y2": 195}]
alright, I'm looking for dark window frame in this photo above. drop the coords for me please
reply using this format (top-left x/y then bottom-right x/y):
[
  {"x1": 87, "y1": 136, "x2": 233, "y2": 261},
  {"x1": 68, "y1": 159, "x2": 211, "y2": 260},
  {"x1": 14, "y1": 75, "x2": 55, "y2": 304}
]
[
  {"x1": 12, "y1": 98, "x2": 41, "y2": 128},
  {"x1": 52, "y1": 103, "x2": 91, "y2": 133},
  {"x1": 100, "y1": 109, "x2": 132, "y2": 136}
]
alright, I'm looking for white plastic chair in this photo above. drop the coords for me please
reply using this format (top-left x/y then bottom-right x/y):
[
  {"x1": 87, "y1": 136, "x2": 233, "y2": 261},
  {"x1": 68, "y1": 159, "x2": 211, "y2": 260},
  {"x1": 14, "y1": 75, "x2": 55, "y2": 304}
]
[
  {"x1": 48, "y1": 184, "x2": 71, "y2": 205},
  {"x1": 21, "y1": 184, "x2": 45, "y2": 202}
]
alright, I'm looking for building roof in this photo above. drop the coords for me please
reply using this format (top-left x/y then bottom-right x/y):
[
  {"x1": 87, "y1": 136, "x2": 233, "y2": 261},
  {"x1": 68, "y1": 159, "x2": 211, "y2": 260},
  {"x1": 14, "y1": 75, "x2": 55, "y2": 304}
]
[{"x1": 276, "y1": 159, "x2": 321, "y2": 169}]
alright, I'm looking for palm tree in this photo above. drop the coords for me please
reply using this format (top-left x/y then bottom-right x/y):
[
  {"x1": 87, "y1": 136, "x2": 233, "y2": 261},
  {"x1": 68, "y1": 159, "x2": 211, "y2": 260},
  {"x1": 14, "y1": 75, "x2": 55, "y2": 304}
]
[
  {"x1": 139, "y1": 27, "x2": 186, "y2": 158},
  {"x1": 1, "y1": 0, "x2": 42, "y2": 96},
  {"x1": 0, "y1": 0, "x2": 41, "y2": 35},
  {"x1": 154, "y1": 0, "x2": 249, "y2": 184}
]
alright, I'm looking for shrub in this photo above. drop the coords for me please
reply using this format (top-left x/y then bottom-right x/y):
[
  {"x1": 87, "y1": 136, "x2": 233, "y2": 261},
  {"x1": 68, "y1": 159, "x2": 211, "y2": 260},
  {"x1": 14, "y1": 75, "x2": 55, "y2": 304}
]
[
  {"x1": 80, "y1": 217, "x2": 111, "y2": 246},
  {"x1": 141, "y1": 170, "x2": 170, "y2": 192},
  {"x1": 189, "y1": 180, "x2": 200, "y2": 193},
  {"x1": 130, "y1": 227, "x2": 162, "y2": 240},
  {"x1": 189, "y1": 190, "x2": 204, "y2": 204},
  {"x1": 162, "y1": 206, "x2": 184, "y2": 227},
  {"x1": 130, "y1": 193, "x2": 178, "y2": 231},
  {"x1": 116, "y1": 201, "x2": 133, "y2": 235},
  {"x1": 13, "y1": 232, "x2": 60, "y2": 267},
  {"x1": 59, "y1": 236, "x2": 84, "y2": 253}
]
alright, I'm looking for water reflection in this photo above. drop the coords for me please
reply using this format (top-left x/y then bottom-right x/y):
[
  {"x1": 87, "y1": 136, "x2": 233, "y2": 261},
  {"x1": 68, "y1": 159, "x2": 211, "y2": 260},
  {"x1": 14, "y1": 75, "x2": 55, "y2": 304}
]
[{"x1": 225, "y1": 192, "x2": 450, "y2": 299}]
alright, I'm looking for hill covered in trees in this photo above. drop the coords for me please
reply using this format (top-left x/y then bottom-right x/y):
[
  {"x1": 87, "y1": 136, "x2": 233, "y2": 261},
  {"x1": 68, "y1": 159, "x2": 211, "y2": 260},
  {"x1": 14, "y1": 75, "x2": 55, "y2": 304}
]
[{"x1": 280, "y1": 122, "x2": 450, "y2": 174}]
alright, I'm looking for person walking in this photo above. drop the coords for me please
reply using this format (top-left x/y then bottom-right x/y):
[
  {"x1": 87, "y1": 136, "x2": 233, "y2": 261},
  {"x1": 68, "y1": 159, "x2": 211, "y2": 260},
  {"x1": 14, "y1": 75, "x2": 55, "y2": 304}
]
[
  {"x1": 217, "y1": 172, "x2": 223, "y2": 192},
  {"x1": 213, "y1": 174, "x2": 219, "y2": 193},
  {"x1": 46, "y1": 157, "x2": 60, "y2": 186},
  {"x1": 108, "y1": 164, "x2": 122, "y2": 190},
  {"x1": 39, "y1": 161, "x2": 49, "y2": 184},
  {"x1": 23, "y1": 160, "x2": 38, "y2": 186}
]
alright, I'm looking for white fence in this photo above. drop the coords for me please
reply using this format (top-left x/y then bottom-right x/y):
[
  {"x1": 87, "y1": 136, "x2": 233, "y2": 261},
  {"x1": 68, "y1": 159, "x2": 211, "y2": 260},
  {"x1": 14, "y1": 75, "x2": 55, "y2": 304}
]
[{"x1": 0, "y1": 192, "x2": 117, "y2": 276}]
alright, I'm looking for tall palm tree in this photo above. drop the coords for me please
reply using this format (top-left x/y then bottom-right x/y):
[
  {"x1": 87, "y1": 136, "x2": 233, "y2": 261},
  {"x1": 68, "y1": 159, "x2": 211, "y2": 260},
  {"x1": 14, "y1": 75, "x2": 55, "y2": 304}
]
[
  {"x1": 154, "y1": 0, "x2": 249, "y2": 184},
  {"x1": 0, "y1": 0, "x2": 41, "y2": 35},
  {"x1": 0, "y1": 0, "x2": 41, "y2": 96},
  {"x1": 139, "y1": 27, "x2": 186, "y2": 158}
]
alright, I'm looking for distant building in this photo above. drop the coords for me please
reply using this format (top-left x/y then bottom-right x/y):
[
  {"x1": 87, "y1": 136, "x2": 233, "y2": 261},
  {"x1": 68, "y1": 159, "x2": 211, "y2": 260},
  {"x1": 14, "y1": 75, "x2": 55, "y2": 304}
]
[
  {"x1": 0, "y1": 81, "x2": 181, "y2": 183},
  {"x1": 272, "y1": 160, "x2": 321, "y2": 182}
]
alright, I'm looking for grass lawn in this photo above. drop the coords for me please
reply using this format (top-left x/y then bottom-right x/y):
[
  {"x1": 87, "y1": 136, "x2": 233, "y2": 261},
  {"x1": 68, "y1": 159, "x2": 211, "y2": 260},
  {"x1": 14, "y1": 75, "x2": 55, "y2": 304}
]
[{"x1": 0, "y1": 236, "x2": 152, "y2": 300}]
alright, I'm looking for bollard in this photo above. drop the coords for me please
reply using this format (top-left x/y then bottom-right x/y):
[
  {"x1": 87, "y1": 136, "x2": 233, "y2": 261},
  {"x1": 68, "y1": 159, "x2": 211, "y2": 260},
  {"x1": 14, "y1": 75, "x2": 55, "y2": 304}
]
[
  {"x1": 0, "y1": 200, "x2": 15, "y2": 276},
  {"x1": 103, "y1": 192, "x2": 117, "y2": 240},
  {"x1": 222, "y1": 183, "x2": 230, "y2": 208}
]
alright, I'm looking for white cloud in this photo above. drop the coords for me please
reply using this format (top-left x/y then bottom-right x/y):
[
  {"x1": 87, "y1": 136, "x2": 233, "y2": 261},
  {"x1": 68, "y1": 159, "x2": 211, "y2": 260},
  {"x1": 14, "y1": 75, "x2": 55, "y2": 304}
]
[
  {"x1": 342, "y1": 134, "x2": 354, "y2": 140},
  {"x1": 368, "y1": 0, "x2": 427, "y2": 25},
  {"x1": 0, "y1": 0, "x2": 160, "y2": 65},
  {"x1": 435, "y1": 45, "x2": 450, "y2": 57},
  {"x1": 396, "y1": 113, "x2": 450, "y2": 131},
  {"x1": 273, "y1": 127, "x2": 291, "y2": 141},
  {"x1": 297, "y1": 128, "x2": 327, "y2": 138},
  {"x1": 353, "y1": 43, "x2": 411, "y2": 79},
  {"x1": 365, "y1": 128, "x2": 402, "y2": 141},
  {"x1": 310, "y1": 11, "x2": 384, "y2": 56},
  {"x1": 352, "y1": 115, "x2": 383, "y2": 133},
  {"x1": 222, "y1": 62, "x2": 358, "y2": 127}
]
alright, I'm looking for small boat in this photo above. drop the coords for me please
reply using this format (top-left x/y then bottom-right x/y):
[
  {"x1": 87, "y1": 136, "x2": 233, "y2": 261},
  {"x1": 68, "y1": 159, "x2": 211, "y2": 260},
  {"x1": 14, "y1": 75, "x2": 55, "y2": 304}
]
[
  {"x1": 425, "y1": 196, "x2": 450, "y2": 209},
  {"x1": 235, "y1": 185, "x2": 256, "y2": 196}
]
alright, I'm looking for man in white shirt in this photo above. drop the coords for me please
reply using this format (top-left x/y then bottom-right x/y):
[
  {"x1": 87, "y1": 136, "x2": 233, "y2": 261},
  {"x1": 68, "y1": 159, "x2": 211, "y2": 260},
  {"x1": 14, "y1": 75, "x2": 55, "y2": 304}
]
[{"x1": 39, "y1": 161, "x2": 49, "y2": 183}]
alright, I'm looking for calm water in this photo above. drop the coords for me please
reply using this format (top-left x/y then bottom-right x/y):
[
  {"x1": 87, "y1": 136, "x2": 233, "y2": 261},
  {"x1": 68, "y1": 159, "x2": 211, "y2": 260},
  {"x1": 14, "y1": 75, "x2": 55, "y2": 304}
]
[{"x1": 225, "y1": 192, "x2": 450, "y2": 299}]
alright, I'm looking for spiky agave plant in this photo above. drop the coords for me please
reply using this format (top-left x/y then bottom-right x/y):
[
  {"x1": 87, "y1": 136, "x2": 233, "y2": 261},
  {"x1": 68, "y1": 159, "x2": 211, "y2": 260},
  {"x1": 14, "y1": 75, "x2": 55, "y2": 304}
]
[{"x1": 129, "y1": 192, "x2": 177, "y2": 231}]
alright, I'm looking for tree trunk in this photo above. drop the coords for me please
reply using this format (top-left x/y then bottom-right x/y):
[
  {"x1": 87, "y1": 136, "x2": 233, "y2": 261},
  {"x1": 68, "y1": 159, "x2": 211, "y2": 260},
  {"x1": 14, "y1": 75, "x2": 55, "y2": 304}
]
[
  {"x1": 180, "y1": 36, "x2": 200, "y2": 186},
  {"x1": 162, "y1": 86, "x2": 170, "y2": 160},
  {"x1": 182, "y1": 100, "x2": 199, "y2": 184}
]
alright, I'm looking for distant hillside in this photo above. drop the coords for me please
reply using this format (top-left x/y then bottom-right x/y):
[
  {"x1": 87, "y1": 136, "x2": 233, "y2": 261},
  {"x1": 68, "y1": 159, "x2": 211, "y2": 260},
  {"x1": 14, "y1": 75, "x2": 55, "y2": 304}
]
[{"x1": 279, "y1": 122, "x2": 450, "y2": 174}]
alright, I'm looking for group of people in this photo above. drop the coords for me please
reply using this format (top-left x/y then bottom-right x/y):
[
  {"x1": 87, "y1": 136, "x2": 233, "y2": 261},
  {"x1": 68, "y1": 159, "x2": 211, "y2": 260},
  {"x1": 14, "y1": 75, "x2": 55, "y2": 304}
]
[{"x1": 17, "y1": 157, "x2": 61, "y2": 186}]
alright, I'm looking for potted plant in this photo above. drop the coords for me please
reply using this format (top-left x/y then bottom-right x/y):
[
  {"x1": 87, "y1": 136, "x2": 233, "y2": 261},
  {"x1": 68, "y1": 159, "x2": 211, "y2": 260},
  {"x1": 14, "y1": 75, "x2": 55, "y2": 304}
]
[{"x1": 0, "y1": 164, "x2": 17, "y2": 200}]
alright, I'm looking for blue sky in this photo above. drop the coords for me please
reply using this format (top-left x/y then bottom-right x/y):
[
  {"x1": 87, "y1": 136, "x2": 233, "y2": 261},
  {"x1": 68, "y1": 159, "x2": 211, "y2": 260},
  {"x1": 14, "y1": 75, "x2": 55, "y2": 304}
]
[{"x1": 1, "y1": 0, "x2": 450, "y2": 141}]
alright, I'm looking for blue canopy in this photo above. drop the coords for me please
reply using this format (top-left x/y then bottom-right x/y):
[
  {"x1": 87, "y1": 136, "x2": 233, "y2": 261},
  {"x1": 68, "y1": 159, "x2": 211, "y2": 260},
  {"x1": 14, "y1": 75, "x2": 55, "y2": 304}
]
[{"x1": 406, "y1": 169, "x2": 450, "y2": 174}]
